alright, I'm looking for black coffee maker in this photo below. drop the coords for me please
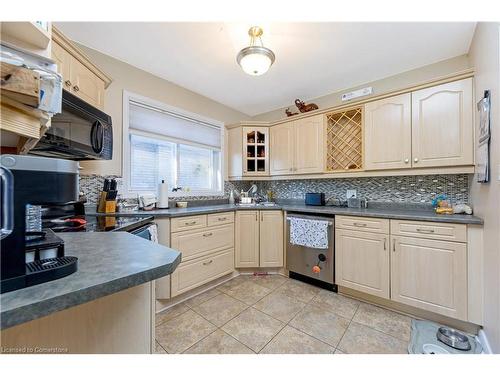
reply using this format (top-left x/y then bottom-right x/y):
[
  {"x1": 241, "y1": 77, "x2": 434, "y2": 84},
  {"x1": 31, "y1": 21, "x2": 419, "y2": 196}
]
[{"x1": 0, "y1": 154, "x2": 79, "y2": 293}]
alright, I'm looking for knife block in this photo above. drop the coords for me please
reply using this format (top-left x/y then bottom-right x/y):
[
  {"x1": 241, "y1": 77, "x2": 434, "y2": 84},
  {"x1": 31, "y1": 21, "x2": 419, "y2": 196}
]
[{"x1": 97, "y1": 192, "x2": 117, "y2": 213}]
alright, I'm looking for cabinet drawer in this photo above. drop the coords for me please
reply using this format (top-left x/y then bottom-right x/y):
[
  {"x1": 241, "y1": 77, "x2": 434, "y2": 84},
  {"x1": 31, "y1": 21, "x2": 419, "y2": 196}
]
[
  {"x1": 335, "y1": 215, "x2": 389, "y2": 234},
  {"x1": 390, "y1": 220, "x2": 466, "y2": 242},
  {"x1": 170, "y1": 249, "x2": 234, "y2": 297},
  {"x1": 171, "y1": 215, "x2": 207, "y2": 233},
  {"x1": 207, "y1": 212, "x2": 234, "y2": 227},
  {"x1": 171, "y1": 224, "x2": 234, "y2": 262}
]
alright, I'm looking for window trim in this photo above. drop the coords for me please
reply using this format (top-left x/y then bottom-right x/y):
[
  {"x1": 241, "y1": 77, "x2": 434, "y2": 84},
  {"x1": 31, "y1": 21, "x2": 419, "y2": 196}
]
[{"x1": 122, "y1": 90, "x2": 225, "y2": 198}]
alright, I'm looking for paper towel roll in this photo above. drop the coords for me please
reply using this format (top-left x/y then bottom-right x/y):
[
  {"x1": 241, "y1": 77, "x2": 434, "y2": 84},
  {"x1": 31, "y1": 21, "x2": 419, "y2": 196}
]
[{"x1": 157, "y1": 180, "x2": 169, "y2": 209}]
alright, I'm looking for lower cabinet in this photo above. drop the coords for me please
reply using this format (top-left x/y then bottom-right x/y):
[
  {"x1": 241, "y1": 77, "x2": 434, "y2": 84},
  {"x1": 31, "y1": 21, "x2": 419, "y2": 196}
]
[
  {"x1": 335, "y1": 215, "x2": 469, "y2": 321},
  {"x1": 171, "y1": 249, "x2": 234, "y2": 297},
  {"x1": 235, "y1": 210, "x2": 284, "y2": 268},
  {"x1": 169, "y1": 212, "x2": 235, "y2": 298},
  {"x1": 391, "y1": 235, "x2": 467, "y2": 320},
  {"x1": 335, "y1": 229, "x2": 390, "y2": 299}
]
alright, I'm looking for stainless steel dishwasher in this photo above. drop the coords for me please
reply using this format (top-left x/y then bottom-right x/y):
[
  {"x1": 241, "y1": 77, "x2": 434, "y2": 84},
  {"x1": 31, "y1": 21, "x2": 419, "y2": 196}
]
[{"x1": 286, "y1": 213, "x2": 336, "y2": 291}]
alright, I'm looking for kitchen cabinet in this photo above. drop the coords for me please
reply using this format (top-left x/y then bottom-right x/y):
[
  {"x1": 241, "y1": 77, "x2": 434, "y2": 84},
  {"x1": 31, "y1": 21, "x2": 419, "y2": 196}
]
[
  {"x1": 270, "y1": 114, "x2": 324, "y2": 175},
  {"x1": 270, "y1": 121, "x2": 295, "y2": 175},
  {"x1": 155, "y1": 218, "x2": 171, "y2": 300},
  {"x1": 391, "y1": 235, "x2": 467, "y2": 320},
  {"x1": 335, "y1": 215, "x2": 470, "y2": 321},
  {"x1": 235, "y1": 210, "x2": 284, "y2": 268},
  {"x1": 364, "y1": 93, "x2": 412, "y2": 170},
  {"x1": 294, "y1": 115, "x2": 325, "y2": 174},
  {"x1": 51, "y1": 27, "x2": 111, "y2": 110},
  {"x1": 243, "y1": 127, "x2": 269, "y2": 176},
  {"x1": 235, "y1": 210, "x2": 260, "y2": 267},
  {"x1": 169, "y1": 212, "x2": 235, "y2": 297},
  {"x1": 335, "y1": 216, "x2": 390, "y2": 299},
  {"x1": 411, "y1": 78, "x2": 473, "y2": 168},
  {"x1": 259, "y1": 211, "x2": 284, "y2": 267}
]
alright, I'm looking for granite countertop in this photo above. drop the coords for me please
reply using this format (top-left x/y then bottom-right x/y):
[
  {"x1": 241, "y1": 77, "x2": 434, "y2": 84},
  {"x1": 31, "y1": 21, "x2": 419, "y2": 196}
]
[
  {"x1": 0, "y1": 232, "x2": 181, "y2": 330},
  {"x1": 92, "y1": 203, "x2": 483, "y2": 225}
]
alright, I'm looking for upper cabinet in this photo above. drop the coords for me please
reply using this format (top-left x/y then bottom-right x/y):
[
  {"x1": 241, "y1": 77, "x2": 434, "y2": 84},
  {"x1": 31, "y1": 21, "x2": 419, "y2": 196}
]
[
  {"x1": 243, "y1": 127, "x2": 269, "y2": 176},
  {"x1": 51, "y1": 27, "x2": 112, "y2": 110},
  {"x1": 227, "y1": 77, "x2": 474, "y2": 180},
  {"x1": 227, "y1": 123, "x2": 269, "y2": 178},
  {"x1": 294, "y1": 115, "x2": 325, "y2": 174},
  {"x1": 411, "y1": 79, "x2": 473, "y2": 168},
  {"x1": 364, "y1": 78, "x2": 474, "y2": 171},
  {"x1": 270, "y1": 114, "x2": 324, "y2": 176},
  {"x1": 364, "y1": 93, "x2": 412, "y2": 170},
  {"x1": 270, "y1": 121, "x2": 294, "y2": 175}
]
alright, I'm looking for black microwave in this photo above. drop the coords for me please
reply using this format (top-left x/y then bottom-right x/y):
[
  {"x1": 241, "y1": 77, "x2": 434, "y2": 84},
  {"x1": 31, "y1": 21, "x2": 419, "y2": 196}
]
[{"x1": 30, "y1": 90, "x2": 113, "y2": 160}]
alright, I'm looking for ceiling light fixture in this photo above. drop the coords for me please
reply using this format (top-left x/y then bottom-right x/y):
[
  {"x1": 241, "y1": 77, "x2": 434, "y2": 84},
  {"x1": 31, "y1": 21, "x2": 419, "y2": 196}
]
[{"x1": 236, "y1": 26, "x2": 275, "y2": 76}]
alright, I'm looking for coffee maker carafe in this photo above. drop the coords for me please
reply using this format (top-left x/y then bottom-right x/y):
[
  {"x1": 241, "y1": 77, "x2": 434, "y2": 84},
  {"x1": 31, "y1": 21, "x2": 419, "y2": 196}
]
[{"x1": 0, "y1": 154, "x2": 79, "y2": 293}]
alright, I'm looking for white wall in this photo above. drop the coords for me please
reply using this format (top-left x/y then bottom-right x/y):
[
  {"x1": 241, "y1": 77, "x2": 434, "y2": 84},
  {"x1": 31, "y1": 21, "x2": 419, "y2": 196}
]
[
  {"x1": 468, "y1": 22, "x2": 500, "y2": 353},
  {"x1": 252, "y1": 55, "x2": 471, "y2": 122},
  {"x1": 77, "y1": 44, "x2": 251, "y2": 176}
]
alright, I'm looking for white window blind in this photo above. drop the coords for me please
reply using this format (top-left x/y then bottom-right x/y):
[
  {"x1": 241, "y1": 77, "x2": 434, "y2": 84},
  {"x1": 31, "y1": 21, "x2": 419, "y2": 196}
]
[
  {"x1": 127, "y1": 99, "x2": 223, "y2": 195},
  {"x1": 129, "y1": 102, "x2": 221, "y2": 148}
]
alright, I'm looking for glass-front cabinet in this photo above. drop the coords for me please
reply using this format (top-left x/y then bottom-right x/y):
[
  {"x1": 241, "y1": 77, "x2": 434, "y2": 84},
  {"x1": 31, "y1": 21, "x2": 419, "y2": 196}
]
[{"x1": 242, "y1": 127, "x2": 269, "y2": 176}]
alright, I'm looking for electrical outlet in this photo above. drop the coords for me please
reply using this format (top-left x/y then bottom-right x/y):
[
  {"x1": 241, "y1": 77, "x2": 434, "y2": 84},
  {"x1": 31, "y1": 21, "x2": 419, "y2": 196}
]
[{"x1": 346, "y1": 189, "x2": 357, "y2": 199}]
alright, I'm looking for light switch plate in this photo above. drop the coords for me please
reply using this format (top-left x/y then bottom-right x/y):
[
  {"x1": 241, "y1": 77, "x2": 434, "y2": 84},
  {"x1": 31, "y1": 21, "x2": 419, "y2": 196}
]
[{"x1": 346, "y1": 189, "x2": 357, "y2": 199}]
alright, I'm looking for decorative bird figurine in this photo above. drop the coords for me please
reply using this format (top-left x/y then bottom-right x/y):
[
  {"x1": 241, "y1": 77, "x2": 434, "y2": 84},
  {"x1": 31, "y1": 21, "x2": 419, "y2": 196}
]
[{"x1": 295, "y1": 99, "x2": 319, "y2": 113}]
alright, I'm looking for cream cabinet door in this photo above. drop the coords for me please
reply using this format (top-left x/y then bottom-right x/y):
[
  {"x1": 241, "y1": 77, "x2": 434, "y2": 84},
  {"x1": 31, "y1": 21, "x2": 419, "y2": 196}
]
[
  {"x1": 51, "y1": 41, "x2": 72, "y2": 88},
  {"x1": 335, "y1": 229, "x2": 390, "y2": 299},
  {"x1": 390, "y1": 236, "x2": 467, "y2": 320},
  {"x1": 294, "y1": 114, "x2": 325, "y2": 174},
  {"x1": 411, "y1": 78, "x2": 473, "y2": 168},
  {"x1": 154, "y1": 218, "x2": 171, "y2": 300},
  {"x1": 70, "y1": 57, "x2": 105, "y2": 110},
  {"x1": 270, "y1": 122, "x2": 295, "y2": 175},
  {"x1": 235, "y1": 210, "x2": 260, "y2": 267},
  {"x1": 259, "y1": 211, "x2": 284, "y2": 267},
  {"x1": 364, "y1": 93, "x2": 412, "y2": 170}
]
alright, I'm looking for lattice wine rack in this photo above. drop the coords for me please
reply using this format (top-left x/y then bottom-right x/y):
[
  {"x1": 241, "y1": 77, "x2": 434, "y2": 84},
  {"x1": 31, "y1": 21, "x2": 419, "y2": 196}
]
[{"x1": 326, "y1": 107, "x2": 363, "y2": 172}]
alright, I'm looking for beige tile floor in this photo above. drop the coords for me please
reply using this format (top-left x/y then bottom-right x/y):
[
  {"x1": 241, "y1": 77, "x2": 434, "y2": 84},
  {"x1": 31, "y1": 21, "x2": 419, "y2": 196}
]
[{"x1": 155, "y1": 275, "x2": 411, "y2": 354}]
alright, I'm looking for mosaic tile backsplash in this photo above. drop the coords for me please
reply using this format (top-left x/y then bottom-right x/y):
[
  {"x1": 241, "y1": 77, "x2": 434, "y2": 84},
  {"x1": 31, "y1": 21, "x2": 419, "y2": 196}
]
[
  {"x1": 79, "y1": 174, "x2": 469, "y2": 206},
  {"x1": 254, "y1": 174, "x2": 470, "y2": 204}
]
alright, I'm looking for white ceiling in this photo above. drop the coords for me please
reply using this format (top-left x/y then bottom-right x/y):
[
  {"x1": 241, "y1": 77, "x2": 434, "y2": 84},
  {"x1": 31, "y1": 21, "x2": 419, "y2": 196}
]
[{"x1": 55, "y1": 22, "x2": 476, "y2": 116}]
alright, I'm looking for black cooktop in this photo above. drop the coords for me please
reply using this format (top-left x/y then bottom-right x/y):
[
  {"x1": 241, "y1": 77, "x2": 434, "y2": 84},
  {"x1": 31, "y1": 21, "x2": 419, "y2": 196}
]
[{"x1": 43, "y1": 215, "x2": 152, "y2": 233}]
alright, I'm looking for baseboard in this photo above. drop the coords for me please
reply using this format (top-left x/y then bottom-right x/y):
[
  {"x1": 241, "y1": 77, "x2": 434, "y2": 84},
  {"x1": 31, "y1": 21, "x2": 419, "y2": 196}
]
[{"x1": 478, "y1": 329, "x2": 493, "y2": 354}]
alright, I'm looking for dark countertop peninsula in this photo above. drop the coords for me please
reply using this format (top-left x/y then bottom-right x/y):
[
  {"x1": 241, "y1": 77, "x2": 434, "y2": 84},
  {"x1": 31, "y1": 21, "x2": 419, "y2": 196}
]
[{"x1": 1, "y1": 232, "x2": 181, "y2": 330}]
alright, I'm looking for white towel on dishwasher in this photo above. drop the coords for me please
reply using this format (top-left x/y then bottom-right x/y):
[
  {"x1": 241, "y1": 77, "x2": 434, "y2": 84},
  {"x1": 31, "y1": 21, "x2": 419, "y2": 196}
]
[
  {"x1": 148, "y1": 224, "x2": 159, "y2": 243},
  {"x1": 289, "y1": 217, "x2": 329, "y2": 249}
]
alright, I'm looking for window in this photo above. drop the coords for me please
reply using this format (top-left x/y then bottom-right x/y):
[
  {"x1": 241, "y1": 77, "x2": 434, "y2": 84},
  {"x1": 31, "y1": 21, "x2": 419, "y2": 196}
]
[{"x1": 125, "y1": 93, "x2": 223, "y2": 196}]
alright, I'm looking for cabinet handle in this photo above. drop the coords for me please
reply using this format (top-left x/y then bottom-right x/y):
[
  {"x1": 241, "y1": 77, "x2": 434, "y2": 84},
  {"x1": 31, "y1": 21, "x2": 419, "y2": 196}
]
[
  {"x1": 185, "y1": 221, "x2": 197, "y2": 226},
  {"x1": 202, "y1": 260, "x2": 213, "y2": 266},
  {"x1": 217, "y1": 217, "x2": 227, "y2": 221},
  {"x1": 255, "y1": 213, "x2": 258, "y2": 221},
  {"x1": 393, "y1": 239, "x2": 396, "y2": 252},
  {"x1": 65, "y1": 80, "x2": 72, "y2": 87},
  {"x1": 414, "y1": 157, "x2": 419, "y2": 163},
  {"x1": 383, "y1": 238, "x2": 386, "y2": 251},
  {"x1": 73, "y1": 85, "x2": 80, "y2": 92},
  {"x1": 261, "y1": 212, "x2": 263, "y2": 221},
  {"x1": 404, "y1": 158, "x2": 409, "y2": 164},
  {"x1": 353, "y1": 222, "x2": 367, "y2": 227},
  {"x1": 203, "y1": 232, "x2": 213, "y2": 237},
  {"x1": 416, "y1": 228, "x2": 435, "y2": 233}
]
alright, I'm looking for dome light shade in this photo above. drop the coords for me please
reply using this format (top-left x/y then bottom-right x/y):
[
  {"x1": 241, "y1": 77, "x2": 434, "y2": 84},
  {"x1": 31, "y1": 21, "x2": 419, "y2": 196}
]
[{"x1": 237, "y1": 26, "x2": 275, "y2": 76}]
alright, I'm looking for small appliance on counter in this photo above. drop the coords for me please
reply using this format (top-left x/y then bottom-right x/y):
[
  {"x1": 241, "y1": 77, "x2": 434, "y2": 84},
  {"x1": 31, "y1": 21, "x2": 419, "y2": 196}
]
[
  {"x1": 138, "y1": 193, "x2": 157, "y2": 211},
  {"x1": 305, "y1": 192, "x2": 325, "y2": 206},
  {"x1": 0, "y1": 154, "x2": 79, "y2": 294}
]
